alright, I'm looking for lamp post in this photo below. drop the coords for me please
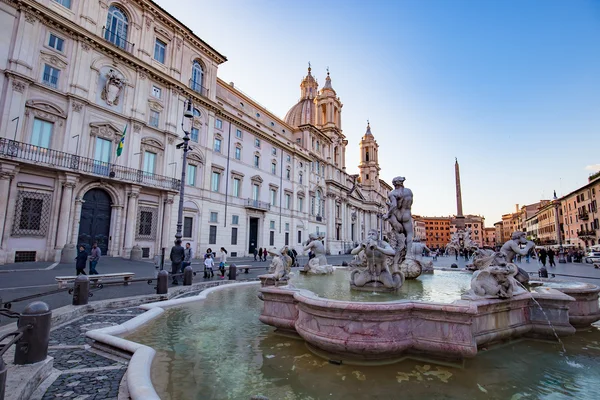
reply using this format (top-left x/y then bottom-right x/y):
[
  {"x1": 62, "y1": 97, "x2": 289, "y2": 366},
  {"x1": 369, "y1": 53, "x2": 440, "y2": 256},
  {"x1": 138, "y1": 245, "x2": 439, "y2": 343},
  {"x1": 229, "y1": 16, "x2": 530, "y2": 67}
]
[
  {"x1": 554, "y1": 190, "x2": 566, "y2": 263},
  {"x1": 175, "y1": 97, "x2": 194, "y2": 242}
]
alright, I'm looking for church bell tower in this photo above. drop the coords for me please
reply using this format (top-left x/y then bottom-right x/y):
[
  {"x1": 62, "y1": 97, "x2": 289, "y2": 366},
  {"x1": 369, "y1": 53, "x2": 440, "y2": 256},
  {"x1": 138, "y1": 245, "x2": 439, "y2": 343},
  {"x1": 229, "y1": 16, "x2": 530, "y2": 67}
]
[{"x1": 358, "y1": 122, "x2": 380, "y2": 189}]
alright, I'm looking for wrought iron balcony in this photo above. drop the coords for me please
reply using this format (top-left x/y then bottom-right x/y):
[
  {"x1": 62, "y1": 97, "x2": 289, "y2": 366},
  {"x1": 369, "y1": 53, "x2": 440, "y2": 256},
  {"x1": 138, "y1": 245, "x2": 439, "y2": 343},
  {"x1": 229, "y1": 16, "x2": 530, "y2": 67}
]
[
  {"x1": 579, "y1": 211, "x2": 589, "y2": 221},
  {"x1": 102, "y1": 26, "x2": 135, "y2": 53},
  {"x1": 244, "y1": 198, "x2": 271, "y2": 211},
  {"x1": 0, "y1": 139, "x2": 179, "y2": 190},
  {"x1": 577, "y1": 230, "x2": 596, "y2": 238},
  {"x1": 189, "y1": 79, "x2": 209, "y2": 97}
]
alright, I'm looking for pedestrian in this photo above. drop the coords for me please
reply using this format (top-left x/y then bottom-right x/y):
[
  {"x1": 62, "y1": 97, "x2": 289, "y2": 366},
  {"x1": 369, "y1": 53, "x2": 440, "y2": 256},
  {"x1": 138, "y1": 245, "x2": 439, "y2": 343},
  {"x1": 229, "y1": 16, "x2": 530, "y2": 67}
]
[
  {"x1": 182, "y1": 242, "x2": 193, "y2": 272},
  {"x1": 548, "y1": 248, "x2": 556, "y2": 267},
  {"x1": 263, "y1": 248, "x2": 268, "y2": 261},
  {"x1": 170, "y1": 240, "x2": 185, "y2": 285},
  {"x1": 258, "y1": 247, "x2": 263, "y2": 262},
  {"x1": 89, "y1": 242, "x2": 101, "y2": 275},
  {"x1": 219, "y1": 247, "x2": 228, "y2": 278},
  {"x1": 204, "y1": 253, "x2": 215, "y2": 278},
  {"x1": 539, "y1": 248, "x2": 547, "y2": 267},
  {"x1": 253, "y1": 247, "x2": 258, "y2": 261},
  {"x1": 203, "y1": 248, "x2": 213, "y2": 278},
  {"x1": 75, "y1": 245, "x2": 88, "y2": 275}
]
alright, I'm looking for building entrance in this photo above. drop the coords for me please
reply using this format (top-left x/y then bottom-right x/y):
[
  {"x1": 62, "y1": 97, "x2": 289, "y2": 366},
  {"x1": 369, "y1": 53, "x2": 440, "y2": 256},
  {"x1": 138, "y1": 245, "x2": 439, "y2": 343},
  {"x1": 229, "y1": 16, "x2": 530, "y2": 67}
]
[
  {"x1": 77, "y1": 188, "x2": 112, "y2": 255},
  {"x1": 249, "y1": 217, "x2": 259, "y2": 254}
]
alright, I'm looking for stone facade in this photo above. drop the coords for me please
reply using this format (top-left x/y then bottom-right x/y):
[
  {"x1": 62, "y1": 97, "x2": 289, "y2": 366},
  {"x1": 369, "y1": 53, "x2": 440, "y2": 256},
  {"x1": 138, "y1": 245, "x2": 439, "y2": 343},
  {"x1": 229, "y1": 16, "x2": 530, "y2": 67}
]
[
  {"x1": 0, "y1": 0, "x2": 388, "y2": 263},
  {"x1": 561, "y1": 176, "x2": 600, "y2": 248}
]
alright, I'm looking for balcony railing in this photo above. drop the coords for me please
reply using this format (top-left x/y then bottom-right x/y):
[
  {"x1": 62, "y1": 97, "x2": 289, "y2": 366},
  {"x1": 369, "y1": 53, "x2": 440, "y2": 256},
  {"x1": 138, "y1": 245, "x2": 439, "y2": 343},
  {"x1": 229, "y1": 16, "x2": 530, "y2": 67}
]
[
  {"x1": 579, "y1": 211, "x2": 589, "y2": 221},
  {"x1": 0, "y1": 139, "x2": 179, "y2": 190},
  {"x1": 244, "y1": 198, "x2": 270, "y2": 211},
  {"x1": 189, "y1": 79, "x2": 209, "y2": 97},
  {"x1": 102, "y1": 26, "x2": 135, "y2": 53},
  {"x1": 577, "y1": 230, "x2": 597, "y2": 238}
]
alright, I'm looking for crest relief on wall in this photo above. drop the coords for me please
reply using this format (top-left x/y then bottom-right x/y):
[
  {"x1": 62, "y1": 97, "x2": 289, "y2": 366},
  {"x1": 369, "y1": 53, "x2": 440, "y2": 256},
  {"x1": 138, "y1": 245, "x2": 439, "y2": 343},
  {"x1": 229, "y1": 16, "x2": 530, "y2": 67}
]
[{"x1": 101, "y1": 69, "x2": 126, "y2": 106}]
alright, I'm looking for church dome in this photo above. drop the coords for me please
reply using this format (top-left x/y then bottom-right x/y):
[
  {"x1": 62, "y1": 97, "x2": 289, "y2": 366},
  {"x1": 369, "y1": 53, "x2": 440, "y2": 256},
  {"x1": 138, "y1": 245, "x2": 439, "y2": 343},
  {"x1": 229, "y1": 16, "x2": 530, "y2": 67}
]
[{"x1": 284, "y1": 65, "x2": 319, "y2": 127}]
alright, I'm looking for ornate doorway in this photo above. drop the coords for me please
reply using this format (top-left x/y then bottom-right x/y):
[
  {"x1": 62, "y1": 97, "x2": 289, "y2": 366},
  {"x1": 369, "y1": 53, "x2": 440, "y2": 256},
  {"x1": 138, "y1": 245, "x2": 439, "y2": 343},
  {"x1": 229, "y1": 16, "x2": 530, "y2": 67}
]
[{"x1": 78, "y1": 188, "x2": 112, "y2": 255}]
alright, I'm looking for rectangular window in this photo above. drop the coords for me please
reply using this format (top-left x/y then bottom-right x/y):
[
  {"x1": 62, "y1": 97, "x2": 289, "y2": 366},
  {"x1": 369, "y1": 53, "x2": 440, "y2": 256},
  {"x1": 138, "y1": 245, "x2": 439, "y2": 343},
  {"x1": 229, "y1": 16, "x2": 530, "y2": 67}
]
[
  {"x1": 53, "y1": 0, "x2": 71, "y2": 8},
  {"x1": 211, "y1": 171, "x2": 220, "y2": 192},
  {"x1": 31, "y1": 118, "x2": 53, "y2": 149},
  {"x1": 231, "y1": 227, "x2": 238, "y2": 245},
  {"x1": 214, "y1": 138, "x2": 222, "y2": 153},
  {"x1": 210, "y1": 212, "x2": 218, "y2": 223},
  {"x1": 252, "y1": 184, "x2": 259, "y2": 201},
  {"x1": 209, "y1": 225, "x2": 217, "y2": 244},
  {"x1": 271, "y1": 162, "x2": 276, "y2": 174},
  {"x1": 285, "y1": 194, "x2": 291, "y2": 209},
  {"x1": 94, "y1": 137, "x2": 111, "y2": 163},
  {"x1": 138, "y1": 211, "x2": 153, "y2": 236},
  {"x1": 236, "y1": 129, "x2": 242, "y2": 138},
  {"x1": 143, "y1": 151, "x2": 156, "y2": 174},
  {"x1": 270, "y1": 221, "x2": 276, "y2": 230},
  {"x1": 255, "y1": 138, "x2": 261, "y2": 148},
  {"x1": 254, "y1": 155, "x2": 260, "y2": 167},
  {"x1": 235, "y1": 147, "x2": 241, "y2": 160},
  {"x1": 152, "y1": 85, "x2": 161, "y2": 98},
  {"x1": 298, "y1": 197, "x2": 303, "y2": 212},
  {"x1": 232, "y1": 178, "x2": 240, "y2": 197},
  {"x1": 215, "y1": 119, "x2": 223, "y2": 129},
  {"x1": 191, "y1": 127, "x2": 199, "y2": 142},
  {"x1": 183, "y1": 217, "x2": 193, "y2": 238},
  {"x1": 286, "y1": 169, "x2": 290, "y2": 180},
  {"x1": 285, "y1": 232, "x2": 289, "y2": 246},
  {"x1": 48, "y1": 34, "x2": 64, "y2": 52},
  {"x1": 269, "y1": 230, "x2": 275, "y2": 246},
  {"x1": 42, "y1": 64, "x2": 60, "y2": 88},
  {"x1": 149, "y1": 110, "x2": 160, "y2": 128},
  {"x1": 154, "y1": 39, "x2": 166, "y2": 63},
  {"x1": 336, "y1": 205, "x2": 340, "y2": 218},
  {"x1": 19, "y1": 197, "x2": 43, "y2": 231},
  {"x1": 298, "y1": 230, "x2": 302, "y2": 244},
  {"x1": 285, "y1": 223, "x2": 290, "y2": 231},
  {"x1": 299, "y1": 173, "x2": 303, "y2": 184},
  {"x1": 270, "y1": 189, "x2": 277, "y2": 206},
  {"x1": 286, "y1": 155, "x2": 291, "y2": 162},
  {"x1": 232, "y1": 215, "x2": 239, "y2": 225},
  {"x1": 272, "y1": 148, "x2": 277, "y2": 156},
  {"x1": 186, "y1": 164, "x2": 197, "y2": 186}
]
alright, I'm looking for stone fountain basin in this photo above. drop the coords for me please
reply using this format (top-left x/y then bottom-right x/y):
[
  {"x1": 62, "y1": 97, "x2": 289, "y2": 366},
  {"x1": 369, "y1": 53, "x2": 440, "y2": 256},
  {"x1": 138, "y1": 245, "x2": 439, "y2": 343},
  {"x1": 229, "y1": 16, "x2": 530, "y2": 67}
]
[{"x1": 259, "y1": 285, "x2": 580, "y2": 363}]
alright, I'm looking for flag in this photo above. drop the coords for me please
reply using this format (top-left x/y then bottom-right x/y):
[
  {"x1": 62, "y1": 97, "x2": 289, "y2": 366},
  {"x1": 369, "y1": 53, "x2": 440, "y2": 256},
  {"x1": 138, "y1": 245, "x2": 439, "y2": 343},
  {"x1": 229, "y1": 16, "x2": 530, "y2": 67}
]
[{"x1": 116, "y1": 125, "x2": 126, "y2": 157}]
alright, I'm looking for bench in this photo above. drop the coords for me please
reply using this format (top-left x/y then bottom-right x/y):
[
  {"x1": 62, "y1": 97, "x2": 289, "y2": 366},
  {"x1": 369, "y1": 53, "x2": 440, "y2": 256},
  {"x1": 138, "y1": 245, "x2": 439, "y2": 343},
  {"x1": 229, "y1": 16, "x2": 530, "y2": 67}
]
[
  {"x1": 190, "y1": 264, "x2": 265, "y2": 275},
  {"x1": 55, "y1": 272, "x2": 135, "y2": 289}
]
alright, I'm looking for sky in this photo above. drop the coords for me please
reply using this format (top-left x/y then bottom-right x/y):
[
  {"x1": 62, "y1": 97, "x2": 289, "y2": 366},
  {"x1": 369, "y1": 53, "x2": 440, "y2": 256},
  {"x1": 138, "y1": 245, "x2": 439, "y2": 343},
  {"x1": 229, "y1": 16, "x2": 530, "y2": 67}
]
[{"x1": 156, "y1": 0, "x2": 600, "y2": 224}]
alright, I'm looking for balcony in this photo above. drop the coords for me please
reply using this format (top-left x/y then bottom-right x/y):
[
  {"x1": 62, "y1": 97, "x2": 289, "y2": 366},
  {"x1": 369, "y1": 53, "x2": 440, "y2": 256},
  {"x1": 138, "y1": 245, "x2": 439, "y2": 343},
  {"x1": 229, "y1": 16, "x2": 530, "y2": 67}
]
[
  {"x1": 102, "y1": 26, "x2": 135, "y2": 53},
  {"x1": 579, "y1": 211, "x2": 589, "y2": 221},
  {"x1": 189, "y1": 79, "x2": 209, "y2": 97},
  {"x1": 0, "y1": 139, "x2": 179, "y2": 191},
  {"x1": 577, "y1": 230, "x2": 597, "y2": 238},
  {"x1": 244, "y1": 198, "x2": 270, "y2": 212}
]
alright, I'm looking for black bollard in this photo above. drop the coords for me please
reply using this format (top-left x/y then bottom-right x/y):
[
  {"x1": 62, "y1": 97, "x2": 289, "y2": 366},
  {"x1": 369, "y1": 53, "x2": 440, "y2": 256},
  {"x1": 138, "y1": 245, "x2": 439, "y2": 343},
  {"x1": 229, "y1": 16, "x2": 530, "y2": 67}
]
[
  {"x1": 183, "y1": 265, "x2": 194, "y2": 286},
  {"x1": 228, "y1": 263, "x2": 237, "y2": 280},
  {"x1": 72, "y1": 275, "x2": 90, "y2": 306},
  {"x1": 14, "y1": 301, "x2": 51, "y2": 365},
  {"x1": 451, "y1": 263, "x2": 458, "y2": 268},
  {"x1": 157, "y1": 270, "x2": 168, "y2": 294}
]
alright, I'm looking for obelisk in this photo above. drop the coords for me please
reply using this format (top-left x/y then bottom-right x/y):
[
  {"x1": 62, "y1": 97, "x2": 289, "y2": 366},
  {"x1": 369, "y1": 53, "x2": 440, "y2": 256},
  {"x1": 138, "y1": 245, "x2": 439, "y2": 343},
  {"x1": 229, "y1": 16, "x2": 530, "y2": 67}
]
[{"x1": 454, "y1": 158, "x2": 465, "y2": 230}]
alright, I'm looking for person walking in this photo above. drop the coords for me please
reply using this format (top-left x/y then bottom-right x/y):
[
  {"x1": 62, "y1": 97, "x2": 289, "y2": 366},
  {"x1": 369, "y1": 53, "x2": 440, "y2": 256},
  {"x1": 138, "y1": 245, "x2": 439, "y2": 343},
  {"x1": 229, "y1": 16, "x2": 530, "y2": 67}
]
[
  {"x1": 75, "y1": 245, "x2": 88, "y2": 275},
  {"x1": 182, "y1": 242, "x2": 193, "y2": 272},
  {"x1": 204, "y1": 253, "x2": 215, "y2": 278},
  {"x1": 539, "y1": 248, "x2": 547, "y2": 267},
  {"x1": 548, "y1": 248, "x2": 556, "y2": 267},
  {"x1": 263, "y1": 248, "x2": 268, "y2": 261},
  {"x1": 253, "y1": 247, "x2": 258, "y2": 261},
  {"x1": 89, "y1": 242, "x2": 101, "y2": 275},
  {"x1": 219, "y1": 247, "x2": 228, "y2": 278},
  {"x1": 170, "y1": 240, "x2": 185, "y2": 285},
  {"x1": 258, "y1": 247, "x2": 263, "y2": 262}
]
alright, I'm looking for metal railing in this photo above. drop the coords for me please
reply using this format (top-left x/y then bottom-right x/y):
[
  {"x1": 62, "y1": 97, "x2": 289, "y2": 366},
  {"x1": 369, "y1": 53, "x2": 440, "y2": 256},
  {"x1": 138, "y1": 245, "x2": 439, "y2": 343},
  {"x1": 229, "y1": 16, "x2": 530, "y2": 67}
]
[
  {"x1": 189, "y1": 79, "x2": 209, "y2": 97},
  {"x1": 0, "y1": 139, "x2": 180, "y2": 190},
  {"x1": 244, "y1": 198, "x2": 271, "y2": 211},
  {"x1": 102, "y1": 26, "x2": 135, "y2": 53},
  {"x1": 577, "y1": 230, "x2": 597, "y2": 238}
]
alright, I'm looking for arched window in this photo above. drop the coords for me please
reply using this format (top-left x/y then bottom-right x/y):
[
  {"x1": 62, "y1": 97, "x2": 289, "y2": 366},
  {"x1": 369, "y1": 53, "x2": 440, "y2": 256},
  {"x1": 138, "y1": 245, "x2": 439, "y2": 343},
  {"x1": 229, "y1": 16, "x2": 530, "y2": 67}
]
[
  {"x1": 191, "y1": 61, "x2": 204, "y2": 93},
  {"x1": 105, "y1": 5, "x2": 129, "y2": 50}
]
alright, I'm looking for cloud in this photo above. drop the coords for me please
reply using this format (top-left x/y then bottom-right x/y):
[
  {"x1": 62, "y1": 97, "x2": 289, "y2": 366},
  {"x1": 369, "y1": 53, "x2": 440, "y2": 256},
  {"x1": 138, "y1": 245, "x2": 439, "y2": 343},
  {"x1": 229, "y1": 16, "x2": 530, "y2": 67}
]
[{"x1": 585, "y1": 164, "x2": 600, "y2": 172}]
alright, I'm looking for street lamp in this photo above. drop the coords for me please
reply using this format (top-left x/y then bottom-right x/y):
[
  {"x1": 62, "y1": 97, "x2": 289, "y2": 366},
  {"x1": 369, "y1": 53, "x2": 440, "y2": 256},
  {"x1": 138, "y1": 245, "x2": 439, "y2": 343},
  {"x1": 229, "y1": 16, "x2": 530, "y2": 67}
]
[
  {"x1": 175, "y1": 96, "x2": 194, "y2": 242},
  {"x1": 554, "y1": 190, "x2": 566, "y2": 263}
]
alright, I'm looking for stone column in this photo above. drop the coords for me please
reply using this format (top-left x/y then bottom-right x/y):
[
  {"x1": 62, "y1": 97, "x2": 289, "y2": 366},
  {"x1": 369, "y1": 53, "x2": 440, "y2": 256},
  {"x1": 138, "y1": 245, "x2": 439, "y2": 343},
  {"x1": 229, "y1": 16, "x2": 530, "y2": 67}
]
[
  {"x1": 110, "y1": 205, "x2": 124, "y2": 256},
  {"x1": 70, "y1": 197, "x2": 85, "y2": 245},
  {"x1": 162, "y1": 196, "x2": 174, "y2": 251},
  {"x1": 123, "y1": 190, "x2": 139, "y2": 257},
  {"x1": 58, "y1": 181, "x2": 77, "y2": 262}
]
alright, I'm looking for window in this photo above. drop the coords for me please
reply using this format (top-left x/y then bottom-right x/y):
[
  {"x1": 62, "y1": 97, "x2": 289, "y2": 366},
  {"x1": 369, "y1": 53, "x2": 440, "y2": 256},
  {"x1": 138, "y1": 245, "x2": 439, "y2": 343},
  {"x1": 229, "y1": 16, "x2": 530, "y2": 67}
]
[
  {"x1": 299, "y1": 172, "x2": 303, "y2": 184},
  {"x1": 271, "y1": 122, "x2": 275, "y2": 127},
  {"x1": 272, "y1": 148, "x2": 277, "y2": 156},
  {"x1": 232, "y1": 215, "x2": 239, "y2": 225},
  {"x1": 286, "y1": 155, "x2": 291, "y2": 162},
  {"x1": 191, "y1": 127, "x2": 199, "y2": 142},
  {"x1": 19, "y1": 197, "x2": 43, "y2": 231},
  {"x1": 269, "y1": 231, "x2": 275, "y2": 246},
  {"x1": 254, "y1": 155, "x2": 260, "y2": 168},
  {"x1": 236, "y1": 129, "x2": 242, "y2": 138},
  {"x1": 105, "y1": 5, "x2": 129, "y2": 50},
  {"x1": 138, "y1": 211, "x2": 153, "y2": 236},
  {"x1": 232, "y1": 178, "x2": 241, "y2": 197},
  {"x1": 191, "y1": 60, "x2": 204, "y2": 92},
  {"x1": 149, "y1": 110, "x2": 160, "y2": 128},
  {"x1": 143, "y1": 151, "x2": 156, "y2": 174},
  {"x1": 42, "y1": 64, "x2": 60, "y2": 88},
  {"x1": 193, "y1": 108, "x2": 201, "y2": 117},
  {"x1": 298, "y1": 230, "x2": 302, "y2": 244},
  {"x1": 154, "y1": 39, "x2": 166, "y2": 63},
  {"x1": 252, "y1": 184, "x2": 259, "y2": 200},
  {"x1": 256, "y1": 113, "x2": 261, "y2": 118},
  {"x1": 94, "y1": 137, "x2": 111, "y2": 163},
  {"x1": 285, "y1": 232, "x2": 289, "y2": 246},
  {"x1": 285, "y1": 194, "x2": 291, "y2": 209},
  {"x1": 209, "y1": 212, "x2": 218, "y2": 223},
  {"x1": 336, "y1": 205, "x2": 340, "y2": 218},
  {"x1": 271, "y1": 162, "x2": 276, "y2": 174},
  {"x1": 48, "y1": 34, "x2": 64, "y2": 52},
  {"x1": 186, "y1": 164, "x2": 197, "y2": 186},
  {"x1": 234, "y1": 147, "x2": 241, "y2": 160},
  {"x1": 231, "y1": 227, "x2": 238, "y2": 245},
  {"x1": 151, "y1": 85, "x2": 161, "y2": 98},
  {"x1": 214, "y1": 138, "x2": 222, "y2": 153},
  {"x1": 53, "y1": 0, "x2": 71, "y2": 8},
  {"x1": 298, "y1": 197, "x2": 303, "y2": 212},
  {"x1": 31, "y1": 119, "x2": 53, "y2": 148},
  {"x1": 215, "y1": 119, "x2": 223, "y2": 129},
  {"x1": 286, "y1": 169, "x2": 290, "y2": 180},
  {"x1": 209, "y1": 225, "x2": 217, "y2": 244},
  {"x1": 183, "y1": 217, "x2": 193, "y2": 238},
  {"x1": 270, "y1": 221, "x2": 276, "y2": 230},
  {"x1": 211, "y1": 171, "x2": 220, "y2": 192},
  {"x1": 270, "y1": 189, "x2": 277, "y2": 206},
  {"x1": 255, "y1": 138, "x2": 261, "y2": 148}
]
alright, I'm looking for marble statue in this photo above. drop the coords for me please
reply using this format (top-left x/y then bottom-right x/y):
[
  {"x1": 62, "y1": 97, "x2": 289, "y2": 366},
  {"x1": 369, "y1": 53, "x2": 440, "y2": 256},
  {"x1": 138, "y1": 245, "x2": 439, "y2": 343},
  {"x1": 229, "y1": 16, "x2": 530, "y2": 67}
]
[
  {"x1": 259, "y1": 248, "x2": 289, "y2": 286},
  {"x1": 101, "y1": 69, "x2": 125, "y2": 106},
  {"x1": 383, "y1": 176, "x2": 414, "y2": 257},
  {"x1": 500, "y1": 231, "x2": 535, "y2": 285},
  {"x1": 302, "y1": 233, "x2": 333, "y2": 275},
  {"x1": 405, "y1": 237, "x2": 434, "y2": 275},
  {"x1": 350, "y1": 229, "x2": 404, "y2": 291},
  {"x1": 445, "y1": 228, "x2": 478, "y2": 256},
  {"x1": 409, "y1": 237, "x2": 431, "y2": 261},
  {"x1": 463, "y1": 263, "x2": 526, "y2": 299}
]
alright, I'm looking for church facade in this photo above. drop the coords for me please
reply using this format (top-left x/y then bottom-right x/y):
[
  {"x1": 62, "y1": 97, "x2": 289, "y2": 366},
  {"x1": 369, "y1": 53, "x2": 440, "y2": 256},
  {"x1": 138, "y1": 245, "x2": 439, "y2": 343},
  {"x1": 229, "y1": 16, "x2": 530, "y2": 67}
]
[{"x1": 0, "y1": 0, "x2": 389, "y2": 264}]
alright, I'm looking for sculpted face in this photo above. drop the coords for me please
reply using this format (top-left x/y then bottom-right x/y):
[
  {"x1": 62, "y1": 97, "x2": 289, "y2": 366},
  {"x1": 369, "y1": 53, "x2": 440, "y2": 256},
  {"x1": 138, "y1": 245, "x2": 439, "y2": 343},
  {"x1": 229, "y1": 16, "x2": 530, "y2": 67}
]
[
  {"x1": 392, "y1": 176, "x2": 405, "y2": 188},
  {"x1": 367, "y1": 229, "x2": 378, "y2": 240}
]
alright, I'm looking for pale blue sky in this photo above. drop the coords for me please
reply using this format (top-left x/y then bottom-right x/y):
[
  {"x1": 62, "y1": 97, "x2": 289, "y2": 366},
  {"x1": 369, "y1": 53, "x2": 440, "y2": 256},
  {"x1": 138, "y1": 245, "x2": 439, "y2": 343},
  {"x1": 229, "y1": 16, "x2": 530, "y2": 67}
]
[{"x1": 156, "y1": 0, "x2": 600, "y2": 224}]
